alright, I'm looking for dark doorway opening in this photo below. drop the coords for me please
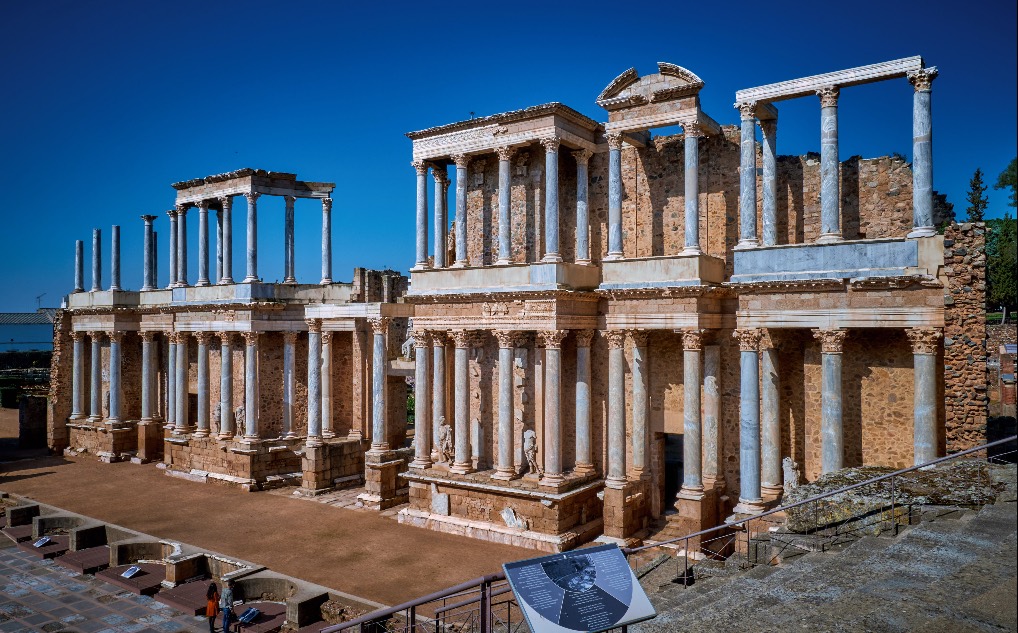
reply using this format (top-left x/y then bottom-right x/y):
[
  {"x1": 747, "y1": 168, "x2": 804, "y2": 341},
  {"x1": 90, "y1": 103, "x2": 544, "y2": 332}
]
[{"x1": 663, "y1": 432, "x2": 684, "y2": 506}]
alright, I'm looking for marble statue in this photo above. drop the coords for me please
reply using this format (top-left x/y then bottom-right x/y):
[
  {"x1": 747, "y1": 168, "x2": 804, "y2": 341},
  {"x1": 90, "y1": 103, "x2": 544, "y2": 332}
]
[
  {"x1": 437, "y1": 418, "x2": 453, "y2": 463},
  {"x1": 523, "y1": 429, "x2": 542, "y2": 476},
  {"x1": 782, "y1": 456, "x2": 801, "y2": 495}
]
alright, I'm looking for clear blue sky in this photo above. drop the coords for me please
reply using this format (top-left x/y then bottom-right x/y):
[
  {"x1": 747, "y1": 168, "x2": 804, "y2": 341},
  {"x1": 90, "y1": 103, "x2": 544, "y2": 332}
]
[{"x1": 1, "y1": 0, "x2": 1015, "y2": 312}]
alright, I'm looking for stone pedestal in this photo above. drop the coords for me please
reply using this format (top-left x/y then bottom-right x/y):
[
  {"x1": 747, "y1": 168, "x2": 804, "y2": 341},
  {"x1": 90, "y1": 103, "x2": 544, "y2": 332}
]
[
  {"x1": 358, "y1": 449, "x2": 408, "y2": 510},
  {"x1": 600, "y1": 480, "x2": 649, "y2": 544},
  {"x1": 135, "y1": 420, "x2": 163, "y2": 463},
  {"x1": 664, "y1": 488, "x2": 720, "y2": 554},
  {"x1": 300, "y1": 445, "x2": 334, "y2": 496}
]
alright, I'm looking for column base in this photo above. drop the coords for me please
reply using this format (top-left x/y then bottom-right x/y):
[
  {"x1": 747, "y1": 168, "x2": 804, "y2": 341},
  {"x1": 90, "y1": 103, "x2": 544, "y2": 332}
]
[
  {"x1": 348, "y1": 430, "x2": 364, "y2": 442},
  {"x1": 761, "y1": 483, "x2": 784, "y2": 502},
  {"x1": 409, "y1": 458, "x2": 433, "y2": 470},
  {"x1": 319, "y1": 278, "x2": 332, "y2": 285},
  {"x1": 282, "y1": 277, "x2": 297, "y2": 285},
  {"x1": 575, "y1": 259, "x2": 592, "y2": 266},
  {"x1": 629, "y1": 468, "x2": 651, "y2": 482},
  {"x1": 322, "y1": 430, "x2": 335, "y2": 439},
  {"x1": 573, "y1": 463, "x2": 596, "y2": 477},
  {"x1": 907, "y1": 226, "x2": 937, "y2": 239},
  {"x1": 603, "y1": 252, "x2": 623, "y2": 261},
  {"x1": 730, "y1": 498, "x2": 767, "y2": 517},
  {"x1": 450, "y1": 261, "x2": 467, "y2": 269},
  {"x1": 242, "y1": 276, "x2": 259, "y2": 283},
  {"x1": 410, "y1": 263, "x2": 430, "y2": 271},
  {"x1": 734, "y1": 239, "x2": 759, "y2": 250},
  {"x1": 173, "y1": 426, "x2": 195, "y2": 436},
  {"x1": 676, "y1": 485, "x2": 705, "y2": 501},
  {"x1": 449, "y1": 461, "x2": 474, "y2": 475},
  {"x1": 218, "y1": 432, "x2": 234, "y2": 441},
  {"x1": 239, "y1": 435, "x2": 261, "y2": 444},
  {"x1": 491, "y1": 468, "x2": 515, "y2": 481},
  {"x1": 680, "y1": 246, "x2": 702, "y2": 256},
  {"x1": 306, "y1": 437, "x2": 323, "y2": 448},
  {"x1": 541, "y1": 254, "x2": 563, "y2": 263},
  {"x1": 219, "y1": 278, "x2": 235, "y2": 285},
  {"x1": 539, "y1": 473, "x2": 565, "y2": 487},
  {"x1": 494, "y1": 258, "x2": 512, "y2": 266},
  {"x1": 140, "y1": 286, "x2": 155, "y2": 292},
  {"x1": 69, "y1": 413, "x2": 87, "y2": 421},
  {"x1": 815, "y1": 233, "x2": 843, "y2": 244},
  {"x1": 195, "y1": 280, "x2": 211, "y2": 287},
  {"x1": 604, "y1": 475, "x2": 627, "y2": 490},
  {"x1": 192, "y1": 429, "x2": 210, "y2": 438}
]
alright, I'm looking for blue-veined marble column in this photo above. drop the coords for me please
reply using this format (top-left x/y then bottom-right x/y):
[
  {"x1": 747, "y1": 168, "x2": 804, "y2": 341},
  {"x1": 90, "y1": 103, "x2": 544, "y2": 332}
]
[
  {"x1": 306, "y1": 322, "x2": 323, "y2": 446},
  {"x1": 606, "y1": 330, "x2": 627, "y2": 488},
  {"x1": 907, "y1": 328, "x2": 941, "y2": 464},
  {"x1": 541, "y1": 330, "x2": 568, "y2": 485},
  {"x1": 321, "y1": 198, "x2": 333, "y2": 285},
  {"x1": 761, "y1": 119, "x2": 778, "y2": 247},
  {"x1": 814, "y1": 328, "x2": 847, "y2": 473},
  {"x1": 106, "y1": 331, "x2": 122, "y2": 424},
  {"x1": 413, "y1": 161, "x2": 430, "y2": 270},
  {"x1": 760, "y1": 333, "x2": 782, "y2": 496},
  {"x1": 369, "y1": 318, "x2": 389, "y2": 451},
  {"x1": 606, "y1": 134, "x2": 624, "y2": 259},
  {"x1": 737, "y1": 103, "x2": 758, "y2": 248},
  {"x1": 215, "y1": 209, "x2": 222, "y2": 286},
  {"x1": 109, "y1": 225, "x2": 121, "y2": 291},
  {"x1": 140, "y1": 331, "x2": 155, "y2": 422},
  {"x1": 321, "y1": 331, "x2": 334, "y2": 438},
  {"x1": 74, "y1": 240, "x2": 84, "y2": 292},
  {"x1": 166, "y1": 210, "x2": 177, "y2": 288},
  {"x1": 166, "y1": 334, "x2": 176, "y2": 429},
  {"x1": 573, "y1": 150, "x2": 592, "y2": 264},
  {"x1": 495, "y1": 147, "x2": 514, "y2": 265},
  {"x1": 141, "y1": 216, "x2": 156, "y2": 291},
  {"x1": 219, "y1": 196, "x2": 234, "y2": 284},
  {"x1": 907, "y1": 68, "x2": 938, "y2": 238},
  {"x1": 702, "y1": 343, "x2": 723, "y2": 490},
  {"x1": 734, "y1": 329, "x2": 763, "y2": 514},
  {"x1": 283, "y1": 196, "x2": 296, "y2": 284},
  {"x1": 196, "y1": 201, "x2": 210, "y2": 286},
  {"x1": 574, "y1": 330, "x2": 594, "y2": 475},
  {"x1": 450, "y1": 329, "x2": 472, "y2": 472},
  {"x1": 242, "y1": 331, "x2": 259, "y2": 440},
  {"x1": 70, "y1": 332, "x2": 86, "y2": 419},
  {"x1": 152, "y1": 231, "x2": 158, "y2": 288},
  {"x1": 91, "y1": 228, "x2": 102, "y2": 292},
  {"x1": 629, "y1": 330, "x2": 649, "y2": 479},
  {"x1": 431, "y1": 332, "x2": 447, "y2": 463},
  {"x1": 176, "y1": 206, "x2": 188, "y2": 286},
  {"x1": 194, "y1": 332, "x2": 211, "y2": 437},
  {"x1": 433, "y1": 169, "x2": 448, "y2": 268},
  {"x1": 218, "y1": 332, "x2": 234, "y2": 439},
  {"x1": 243, "y1": 193, "x2": 259, "y2": 283},
  {"x1": 680, "y1": 330, "x2": 703, "y2": 495},
  {"x1": 175, "y1": 332, "x2": 190, "y2": 433},
  {"x1": 542, "y1": 138, "x2": 562, "y2": 262},
  {"x1": 817, "y1": 87, "x2": 842, "y2": 243},
  {"x1": 452, "y1": 155, "x2": 469, "y2": 267},
  {"x1": 88, "y1": 332, "x2": 102, "y2": 422},
  {"x1": 493, "y1": 331, "x2": 516, "y2": 480},
  {"x1": 411, "y1": 330, "x2": 432, "y2": 469},
  {"x1": 683, "y1": 123, "x2": 703, "y2": 254}
]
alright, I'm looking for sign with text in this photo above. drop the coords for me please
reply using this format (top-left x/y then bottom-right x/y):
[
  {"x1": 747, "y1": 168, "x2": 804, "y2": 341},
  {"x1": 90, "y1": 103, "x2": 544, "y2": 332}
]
[{"x1": 503, "y1": 544, "x2": 655, "y2": 633}]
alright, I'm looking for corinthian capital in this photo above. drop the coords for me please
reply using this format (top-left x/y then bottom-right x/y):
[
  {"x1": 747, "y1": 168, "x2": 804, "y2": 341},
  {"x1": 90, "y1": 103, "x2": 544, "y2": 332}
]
[
  {"x1": 321, "y1": 198, "x2": 333, "y2": 212},
  {"x1": 411, "y1": 329, "x2": 431, "y2": 348},
  {"x1": 812, "y1": 328, "x2": 848, "y2": 354},
  {"x1": 605, "y1": 330, "x2": 626, "y2": 350},
  {"x1": 195, "y1": 331, "x2": 216, "y2": 345},
  {"x1": 733, "y1": 328, "x2": 762, "y2": 352},
  {"x1": 197, "y1": 199, "x2": 210, "y2": 211},
  {"x1": 105, "y1": 330, "x2": 125, "y2": 343},
  {"x1": 219, "y1": 196, "x2": 233, "y2": 211},
  {"x1": 605, "y1": 133, "x2": 624, "y2": 151},
  {"x1": 906, "y1": 67, "x2": 938, "y2": 92},
  {"x1": 627, "y1": 330, "x2": 648, "y2": 348},
  {"x1": 816, "y1": 86, "x2": 840, "y2": 108},
  {"x1": 305, "y1": 318, "x2": 322, "y2": 333},
  {"x1": 495, "y1": 146, "x2": 516, "y2": 161},
  {"x1": 906, "y1": 327, "x2": 941, "y2": 355},
  {"x1": 539, "y1": 330, "x2": 568, "y2": 349},
  {"x1": 243, "y1": 192, "x2": 261, "y2": 203},
  {"x1": 540, "y1": 137, "x2": 561, "y2": 153},
  {"x1": 240, "y1": 331, "x2": 259, "y2": 346},
  {"x1": 574, "y1": 329, "x2": 595, "y2": 347},
  {"x1": 433, "y1": 166, "x2": 449, "y2": 184},
  {"x1": 412, "y1": 160, "x2": 429, "y2": 176},
  {"x1": 449, "y1": 329, "x2": 473, "y2": 348},
  {"x1": 451, "y1": 153, "x2": 470, "y2": 169},
  {"x1": 368, "y1": 317, "x2": 390, "y2": 335},
  {"x1": 494, "y1": 330, "x2": 517, "y2": 349},
  {"x1": 680, "y1": 329, "x2": 704, "y2": 351},
  {"x1": 735, "y1": 101, "x2": 757, "y2": 119},
  {"x1": 683, "y1": 122, "x2": 706, "y2": 138},
  {"x1": 282, "y1": 331, "x2": 299, "y2": 345}
]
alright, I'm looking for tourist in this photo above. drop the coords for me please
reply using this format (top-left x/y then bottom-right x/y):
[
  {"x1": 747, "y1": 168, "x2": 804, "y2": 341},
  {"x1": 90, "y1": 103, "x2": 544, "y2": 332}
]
[
  {"x1": 205, "y1": 582, "x2": 220, "y2": 633},
  {"x1": 220, "y1": 579, "x2": 235, "y2": 632}
]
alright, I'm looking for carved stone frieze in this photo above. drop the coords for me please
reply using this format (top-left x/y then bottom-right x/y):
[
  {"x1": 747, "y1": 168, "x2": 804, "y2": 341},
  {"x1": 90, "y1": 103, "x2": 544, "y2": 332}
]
[
  {"x1": 481, "y1": 302, "x2": 511, "y2": 318},
  {"x1": 906, "y1": 327, "x2": 941, "y2": 355},
  {"x1": 812, "y1": 328, "x2": 848, "y2": 353}
]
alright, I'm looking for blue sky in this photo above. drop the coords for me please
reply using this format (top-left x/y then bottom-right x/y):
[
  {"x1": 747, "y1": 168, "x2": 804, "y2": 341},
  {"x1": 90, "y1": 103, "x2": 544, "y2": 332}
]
[{"x1": 0, "y1": 0, "x2": 1015, "y2": 312}]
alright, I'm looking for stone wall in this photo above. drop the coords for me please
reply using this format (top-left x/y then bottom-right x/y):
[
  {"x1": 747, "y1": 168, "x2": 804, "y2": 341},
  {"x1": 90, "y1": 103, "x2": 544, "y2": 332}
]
[
  {"x1": 46, "y1": 310, "x2": 72, "y2": 453},
  {"x1": 943, "y1": 222, "x2": 988, "y2": 451},
  {"x1": 164, "y1": 436, "x2": 302, "y2": 488}
]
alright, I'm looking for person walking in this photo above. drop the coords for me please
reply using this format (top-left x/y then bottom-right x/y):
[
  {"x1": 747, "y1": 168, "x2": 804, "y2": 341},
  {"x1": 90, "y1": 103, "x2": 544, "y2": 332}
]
[
  {"x1": 205, "y1": 582, "x2": 220, "y2": 633},
  {"x1": 220, "y1": 579, "x2": 235, "y2": 633}
]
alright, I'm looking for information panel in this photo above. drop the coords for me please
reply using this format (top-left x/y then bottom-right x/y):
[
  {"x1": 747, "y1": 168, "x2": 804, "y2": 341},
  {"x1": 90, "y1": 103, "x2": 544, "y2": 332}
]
[{"x1": 503, "y1": 544, "x2": 656, "y2": 633}]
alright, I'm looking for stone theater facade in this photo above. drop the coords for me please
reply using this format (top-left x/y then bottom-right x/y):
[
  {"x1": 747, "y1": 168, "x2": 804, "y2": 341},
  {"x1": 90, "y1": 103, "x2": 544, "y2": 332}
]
[{"x1": 49, "y1": 56, "x2": 987, "y2": 552}]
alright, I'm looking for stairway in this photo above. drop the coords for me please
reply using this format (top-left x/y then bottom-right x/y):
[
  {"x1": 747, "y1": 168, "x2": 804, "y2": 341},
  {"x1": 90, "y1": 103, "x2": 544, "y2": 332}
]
[{"x1": 633, "y1": 474, "x2": 1016, "y2": 632}]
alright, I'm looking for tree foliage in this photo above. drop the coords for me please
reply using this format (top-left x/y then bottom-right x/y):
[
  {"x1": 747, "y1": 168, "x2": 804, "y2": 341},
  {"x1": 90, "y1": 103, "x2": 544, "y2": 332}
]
[
  {"x1": 987, "y1": 214, "x2": 1017, "y2": 311},
  {"x1": 966, "y1": 168, "x2": 989, "y2": 221},
  {"x1": 995, "y1": 157, "x2": 1018, "y2": 209}
]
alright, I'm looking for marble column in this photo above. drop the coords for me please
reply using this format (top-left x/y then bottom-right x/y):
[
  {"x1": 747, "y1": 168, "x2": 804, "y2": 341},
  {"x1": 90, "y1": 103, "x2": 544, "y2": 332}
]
[
  {"x1": 194, "y1": 332, "x2": 211, "y2": 437},
  {"x1": 683, "y1": 123, "x2": 704, "y2": 255},
  {"x1": 433, "y1": 168, "x2": 448, "y2": 268},
  {"x1": 321, "y1": 198, "x2": 333, "y2": 284},
  {"x1": 218, "y1": 332, "x2": 234, "y2": 439},
  {"x1": 492, "y1": 330, "x2": 516, "y2": 480},
  {"x1": 152, "y1": 231, "x2": 158, "y2": 288},
  {"x1": 679, "y1": 330, "x2": 704, "y2": 495},
  {"x1": 243, "y1": 193, "x2": 259, "y2": 283},
  {"x1": 74, "y1": 240, "x2": 84, "y2": 292},
  {"x1": 541, "y1": 138, "x2": 562, "y2": 262},
  {"x1": 368, "y1": 318, "x2": 389, "y2": 451},
  {"x1": 166, "y1": 334, "x2": 176, "y2": 429},
  {"x1": 907, "y1": 327, "x2": 942, "y2": 464},
  {"x1": 431, "y1": 332, "x2": 447, "y2": 463},
  {"x1": 702, "y1": 343, "x2": 723, "y2": 490},
  {"x1": 141, "y1": 216, "x2": 156, "y2": 291},
  {"x1": 91, "y1": 228, "x2": 102, "y2": 292},
  {"x1": 495, "y1": 147, "x2": 514, "y2": 265},
  {"x1": 450, "y1": 329, "x2": 472, "y2": 473},
  {"x1": 629, "y1": 330, "x2": 649, "y2": 480},
  {"x1": 106, "y1": 331, "x2": 122, "y2": 423},
  {"x1": 283, "y1": 196, "x2": 297, "y2": 284},
  {"x1": 410, "y1": 330, "x2": 432, "y2": 469},
  {"x1": 176, "y1": 205, "x2": 188, "y2": 286},
  {"x1": 605, "y1": 133, "x2": 624, "y2": 260},
  {"x1": 109, "y1": 225, "x2": 121, "y2": 291},
  {"x1": 140, "y1": 331, "x2": 155, "y2": 422},
  {"x1": 88, "y1": 332, "x2": 102, "y2": 422},
  {"x1": 215, "y1": 209, "x2": 223, "y2": 286},
  {"x1": 733, "y1": 328, "x2": 763, "y2": 514},
  {"x1": 322, "y1": 331, "x2": 334, "y2": 438},
  {"x1": 573, "y1": 150, "x2": 592, "y2": 264},
  {"x1": 280, "y1": 331, "x2": 297, "y2": 441},
  {"x1": 817, "y1": 86, "x2": 842, "y2": 243},
  {"x1": 574, "y1": 330, "x2": 595, "y2": 475},
  {"x1": 242, "y1": 331, "x2": 259, "y2": 440},
  {"x1": 70, "y1": 332, "x2": 86, "y2": 420},
  {"x1": 166, "y1": 210, "x2": 177, "y2": 288},
  {"x1": 174, "y1": 332, "x2": 190, "y2": 433},
  {"x1": 813, "y1": 328, "x2": 847, "y2": 473},
  {"x1": 761, "y1": 119, "x2": 779, "y2": 247},
  {"x1": 413, "y1": 161, "x2": 430, "y2": 270},
  {"x1": 196, "y1": 200, "x2": 210, "y2": 286},
  {"x1": 907, "y1": 68, "x2": 939, "y2": 238},
  {"x1": 452, "y1": 154, "x2": 469, "y2": 267},
  {"x1": 760, "y1": 331, "x2": 782, "y2": 496},
  {"x1": 306, "y1": 321, "x2": 322, "y2": 446},
  {"x1": 540, "y1": 330, "x2": 567, "y2": 485},
  {"x1": 605, "y1": 330, "x2": 627, "y2": 488},
  {"x1": 219, "y1": 196, "x2": 234, "y2": 284},
  {"x1": 737, "y1": 102, "x2": 759, "y2": 248}
]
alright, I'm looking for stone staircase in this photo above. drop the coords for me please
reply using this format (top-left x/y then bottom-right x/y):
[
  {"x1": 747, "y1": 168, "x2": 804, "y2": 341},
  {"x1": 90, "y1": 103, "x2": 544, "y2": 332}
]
[{"x1": 633, "y1": 471, "x2": 1017, "y2": 632}]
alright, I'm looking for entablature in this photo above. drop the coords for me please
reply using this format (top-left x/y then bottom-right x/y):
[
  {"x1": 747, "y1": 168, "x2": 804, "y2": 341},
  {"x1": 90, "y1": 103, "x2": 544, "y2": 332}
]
[{"x1": 172, "y1": 168, "x2": 335, "y2": 206}]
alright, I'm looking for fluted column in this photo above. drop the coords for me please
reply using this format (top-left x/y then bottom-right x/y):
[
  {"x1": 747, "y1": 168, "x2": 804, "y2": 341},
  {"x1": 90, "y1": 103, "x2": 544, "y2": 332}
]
[
  {"x1": 605, "y1": 133, "x2": 624, "y2": 260},
  {"x1": 217, "y1": 332, "x2": 234, "y2": 439},
  {"x1": 413, "y1": 161, "x2": 430, "y2": 270},
  {"x1": 433, "y1": 168, "x2": 448, "y2": 268},
  {"x1": 813, "y1": 328, "x2": 847, "y2": 473},
  {"x1": 629, "y1": 330, "x2": 649, "y2": 480},
  {"x1": 70, "y1": 332, "x2": 86, "y2": 420},
  {"x1": 760, "y1": 331, "x2": 782, "y2": 496},
  {"x1": 242, "y1": 331, "x2": 259, "y2": 440},
  {"x1": 194, "y1": 332, "x2": 211, "y2": 437},
  {"x1": 492, "y1": 330, "x2": 516, "y2": 479},
  {"x1": 166, "y1": 333, "x2": 176, "y2": 429},
  {"x1": 817, "y1": 87, "x2": 842, "y2": 243},
  {"x1": 283, "y1": 196, "x2": 296, "y2": 284},
  {"x1": 176, "y1": 205, "x2": 188, "y2": 286},
  {"x1": 141, "y1": 216, "x2": 156, "y2": 290},
  {"x1": 573, "y1": 150, "x2": 592, "y2": 264},
  {"x1": 88, "y1": 332, "x2": 103, "y2": 422},
  {"x1": 106, "y1": 331, "x2": 123, "y2": 423},
  {"x1": 91, "y1": 228, "x2": 102, "y2": 292},
  {"x1": 452, "y1": 154, "x2": 469, "y2": 267},
  {"x1": 74, "y1": 240, "x2": 84, "y2": 292},
  {"x1": 140, "y1": 331, "x2": 155, "y2": 422},
  {"x1": 540, "y1": 330, "x2": 567, "y2": 485},
  {"x1": 368, "y1": 318, "x2": 389, "y2": 451},
  {"x1": 683, "y1": 123, "x2": 704, "y2": 254},
  {"x1": 760, "y1": 119, "x2": 779, "y2": 246},
  {"x1": 215, "y1": 208, "x2": 223, "y2": 286},
  {"x1": 243, "y1": 193, "x2": 259, "y2": 283},
  {"x1": 541, "y1": 138, "x2": 562, "y2": 262},
  {"x1": 907, "y1": 68, "x2": 938, "y2": 238},
  {"x1": 574, "y1": 330, "x2": 594, "y2": 475},
  {"x1": 196, "y1": 200, "x2": 210, "y2": 286},
  {"x1": 733, "y1": 328, "x2": 763, "y2": 514},
  {"x1": 109, "y1": 226, "x2": 121, "y2": 291},
  {"x1": 166, "y1": 210, "x2": 177, "y2": 288},
  {"x1": 679, "y1": 330, "x2": 704, "y2": 495},
  {"x1": 431, "y1": 332, "x2": 447, "y2": 463},
  {"x1": 410, "y1": 330, "x2": 432, "y2": 469},
  {"x1": 322, "y1": 331, "x2": 334, "y2": 438},
  {"x1": 702, "y1": 342, "x2": 723, "y2": 490},
  {"x1": 605, "y1": 330, "x2": 627, "y2": 488},
  {"x1": 306, "y1": 322, "x2": 322, "y2": 446},
  {"x1": 737, "y1": 102, "x2": 759, "y2": 248},
  {"x1": 219, "y1": 196, "x2": 234, "y2": 284},
  {"x1": 907, "y1": 327, "x2": 941, "y2": 464},
  {"x1": 321, "y1": 198, "x2": 333, "y2": 284},
  {"x1": 495, "y1": 147, "x2": 514, "y2": 265},
  {"x1": 450, "y1": 329, "x2": 472, "y2": 473},
  {"x1": 174, "y1": 332, "x2": 190, "y2": 433}
]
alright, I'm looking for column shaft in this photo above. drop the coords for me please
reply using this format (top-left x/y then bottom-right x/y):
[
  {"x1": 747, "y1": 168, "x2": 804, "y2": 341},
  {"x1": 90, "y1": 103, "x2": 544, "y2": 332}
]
[
  {"x1": 681, "y1": 333, "x2": 703, "y2": 493},
  {"x1": 166, "y1": 339, "x2": 176, "y2": 428},
  {"x1": 284, "y1": 196, "x2": 296, "y2": 284},
  {"x1": 908, "y1": 68, "x2": 938, "y2": 237},
  {"x1": 70, "y1": 334, "x2": 85, "y2": 419},
  {"x1": 542, "y1": 139, "x2": 561, "y2": 262},
  {"x1": 574, "y1": 331, "x2": 593, "y2": 474},
  {"x1": 141, "y1": 216, "x2": 156, "y2": 291},
  {"x1": 167, "y1": 212, "x2": 177, "y2": 287},
  {"x1": 244, "y1": 194, "x2": 259, "y2": 283},
  {"x1": 493, "y1": 336, "x2": 514, "y2": 478},
  {"x1": 107, "y1": 333, "x2": 121, "y2": 422},
  {"x1": 215, "y1": 209, "x2": 223, "y2": 286},
  {"x1": 453, "y1": 157, "x2": 468, "y2": 266},
  {"x1": 140, "y1": 334, "x2": 154, "y2": 421},
  {"x1": 177, "y1": 208, "x2": 188, "y2": 286},
  {"x1": 220, "y1": 197, "x2": 234, "y2": 284},
  {"x1": 630, "y1": 332, "x2": 648, "y2": 478},
  {"x1": 243, "y1": 333, "x2": 258, "y2": 439},
  {"x1": 683, "y1": 128, "x2": 702, "y2": 254},
  {"x1": 734, "y1": 329, "x2": 763, "y2": 512},
  {"x1": 574, "y1": 151, "x2": 591, "y2": 263},
  {"x1": 322, "y1": 332, "x2": 334, "y2": 438},
  {"x1": 411, "y1": 332, "x2": 432, "y2": 469},
  {"x1": 369, "y1": 318, "x2": 389, "y2": 450},
  {"x1": 814, "y1": 328, "x2": 847, "y2": 473},
  {"x1": 907, "y1": 327, "x2": 941, "y2": 464},
  {"x1": 496, "y1": 150, "x2": 512, "y2": 264},
  {"x1": 91, "y1": 229, "x2": 101, "y2": 292},
  {"x1": 414, "y1": 163, "x2": 429, "y2": 269},
  {"x1": 219, "y1": 334, "x2": 234, "y2": 438},
  {"x1": 737, "y1": 104, "x2": 758, "y2": 247},
  {"x1": 74, "y1": 240, "x2": 84, "y2": 292},
  {"x1": 450, "y1": 331, "x2": 471, "y2": 472},
  {"x1": 306, "y1": 326, "x2": 322, "y2": 445},
  {"x1": 431, "y1": 335, "x2": 446, "y2": 462},
  {"x1": 702, "y1": 344, "x2": 722, "y2": 489},
  {"x1": 195, "y1": 333, "x2": 210, "y2": 436},
  {"x1": 175, "y1": 334, "x2": 189, "y2": 432},
  {"x1": 433, "y1": 172, "x2": 447, "y2": 268},
  {"x1": 606, "y1": 331, "x2": 627, "y2": 487},
  {"x1": 761, "y1": 120, "x2": 778, "y2": 246},
  {"x1": 541, "y1": 331, "x2": 566, "y2": 484},
  {"x1": 109, "y1": 225, "x2": 121, "y2": 291},
  {"x1": 818, "y1": 87, "x2": 842, "y2": 242},
  {"x1": 606, "y1": 136, "x2": 624, "y2": 259},
  {"x1": 89, "y1": 333, "x2": 102, "y2": 421},
  {"x1": 321, "y1": 198, "x2": 333, "y2": 284},
  {"x1": 197, "y1": 202, "x2": 210, "y2": 286},
  {"x1": 760, "y1": 344, "x2": 782, "y2": 492}
]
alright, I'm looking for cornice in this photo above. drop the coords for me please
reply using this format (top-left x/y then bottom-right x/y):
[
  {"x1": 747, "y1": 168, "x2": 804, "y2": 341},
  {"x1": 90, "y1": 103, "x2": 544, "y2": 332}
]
[{"x1": 406, "y1": 103, "x2": 603, "y2": 140}]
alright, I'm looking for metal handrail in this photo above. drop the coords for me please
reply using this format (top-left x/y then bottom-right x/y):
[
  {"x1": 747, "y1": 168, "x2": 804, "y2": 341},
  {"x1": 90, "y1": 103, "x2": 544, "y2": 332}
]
[{"x1": 624, "y1": 435, "x2": 1017, "y2": 555}]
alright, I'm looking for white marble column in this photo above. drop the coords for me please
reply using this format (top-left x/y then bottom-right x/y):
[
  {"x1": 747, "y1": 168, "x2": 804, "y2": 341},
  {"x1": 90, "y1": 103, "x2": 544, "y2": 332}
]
[
  {"x1": 140, "y1": 331, "x2": 155, "y2": 422},
  {"x1": 540, "y1": 330, "x2": 567, "y2": 485},
  {"x1": 760, "y1": 332, "x2": 782, "y2": 496},
  {"x1": 495, "y1": 147, "x2": 514, "y2": 265},
  {"x1": 679, "y1": 330, "x2": 703, "y2": 495},
  {"x1": 281, "y1": 332, "x2": 296, "y2": 438},
  {"x1": 242, "y1": 331, "x2": 259, "y2": 440},
  {"x1": 74, "y1": 240, "x2": 84, "y2": 292},
  {"x1": 907, "y1": 68, "x2": 938, "y2": 238},
  {"x1": 433, "y1": 168, "x2": 448, "y2": 268},
  {"x1": 166, "y1": 211, "x2": 177, "y2": 288},
  {"x1": 91, "y1": 229, "x2": 102, "y2": 292},
  {"x1": 106, "y1": 331, "x2": 123, "y2": 423},
  {"x1": 166, "y1": 333, "x2": 176, "y2": 429},
  {"x1": 322, "y1": 331, "x2": 334, "y2": 438},
  {"x1": 737, "y1": 102, "x2": 759, "y2": 248},
  {"x1": 141, "y1": 216, "x2": 156, "y2": 291},
  {"x1": 573, "y1": 150, "x2": 592, "y2": 264},
  {"x1": 194, "y1": 332, "x2": 211, "y2": 437},
  {"x1": 219, "y1": 196, "x2": 234, "y2": 284},
  {"x1": 492, "y1": 331, "x2": 516, "y2": 479},
  {"x1": 907, "y1": 328, "x2": 941, "y2": 464},
  {"x1": 574, "y1": 330, "x2": 594, "y2": 475},
  {"x1": 369, "y1": 318, "x2": 389, "y2": 451},
  {"x1": 196, "y1": 200, "x2": 210, "y2": 286},
  {"x1": 306, "y1": 322, "x2": 322, "y2": 446},
  {"x1": 683, "y1": 123, "x2": 704, "y2": 255},
  {"x1": 243, "y1": 193, "x2": 259, "y2": 283},
  {"x1": 321, "y1": 198, "x2": 333, "y2": 285},
  {"x1": 606, "y1": 330, "x2": 627, "y2": 488},
  {"x1": 733, "y1": 329, "x2": 763, "y2": 514},
  {"x1": 817, "y1": 87, "x2": 842, "y2": 243},
  {"x1": 174, "y1": 332, "x2": 190, "y2": 433},
  {"x1": 215, "y1": 208, "x2": 223, "y2": 286},
  {"x1": 218, "y1": 332, "x2": 234, "y2": 439},
  {"x1": 813, "y1": 328, "x2": 847, "y2": 473},
  {"x1": 413, "y1": 161, "x2": 430, "y2": 270},
  {"x1": 629, "y1": 330, "x2": 649, "y2": 480},
  {"x1": 88, "y1": 332, "x2": 102, "y2": 422},
  {"x1": 542, "y1": 138, "x2": 562, "y2": 262},
  {"x1": 760, "y1": 119, "x2": 778, "y2": 247},
  {"x1": 109, "y1": 225, "x2": 121, "y2": 291},
  {"x1": 450, "y1": 329, "x2": 472, "y2": 473},
  {"x1": 176, "y1": 206, "x2": 188, "y2": 286},
  {"x1": 283, "y1": 196, "x2": 297, "y2": 284},
  {"x1": 702, "y1": 343, "x2": 723, "y2": 490},
  {"x1": 431, "y1": 332, "x2": 447, "y2": 463},
  {"x1": 605, "y1": 133, "x2": 624, "y2": 260},
  {"x1": 410, "y1": 330, "x2": 432, "y2": 469},
  {"x1": 452, "y1": 154, "x2": 469, "y2": 267},
  {"x1": 70, "y1": 332, "x2": 86, "y2": 419}
]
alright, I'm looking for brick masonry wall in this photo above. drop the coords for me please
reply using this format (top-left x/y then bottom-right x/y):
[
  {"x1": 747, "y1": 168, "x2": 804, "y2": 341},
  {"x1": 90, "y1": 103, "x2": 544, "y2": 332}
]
[{"x1": 47, "y1": 310, "x2": 72, "y2": 453}]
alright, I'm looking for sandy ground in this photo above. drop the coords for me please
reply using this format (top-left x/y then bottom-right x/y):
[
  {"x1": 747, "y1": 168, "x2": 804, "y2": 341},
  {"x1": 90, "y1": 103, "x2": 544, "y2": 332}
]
[
  {"x1": 0, "y1": 455, "x2": 535, "y2": 607},
  {"x1": 0, "y1": 408, "x2": 18, "y2": 439}
]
